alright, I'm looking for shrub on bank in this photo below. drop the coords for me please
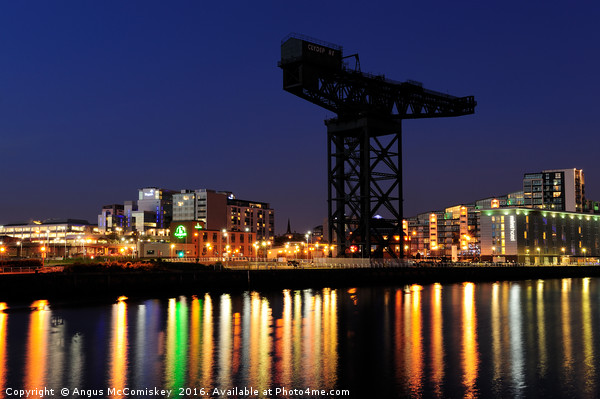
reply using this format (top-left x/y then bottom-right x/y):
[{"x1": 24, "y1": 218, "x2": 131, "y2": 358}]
[
  {"x1": 60, "y1": 259, "x2": 217, "y2": 273},
  {"x1": 63, "y1": 260, "x2": 156, "y2": 273},
  {"x1": 0, "y1": 259, "x2": 43, "y2": 267}
]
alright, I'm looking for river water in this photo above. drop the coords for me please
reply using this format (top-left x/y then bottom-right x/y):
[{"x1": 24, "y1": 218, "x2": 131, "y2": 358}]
[{"x1": 0, "y1": 278, "x2": 599, "y2": 398}]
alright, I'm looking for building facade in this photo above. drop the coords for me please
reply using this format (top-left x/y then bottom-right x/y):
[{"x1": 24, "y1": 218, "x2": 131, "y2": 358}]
[
  {"x1": 480, "y1": 208, "x2": 600, "y2": 264},
  {"x1": 0, "y1": 219, "x2": 97, "y2": 258},
  {"x1": 405, "y1": 205, "x2": 479, "y2": 260},
  {"x1": 523, "y1": 168, "x2": 585, "y2": 212},
  {"x1": 227, "y1": 198, "x2": 275, "y2": 241},
  {"x1": 98, "y1": 204, "x2": 125, "y2": 232},
  {"x1": 99, "y1": 187, "x2": 177, "y2": 234},
  {"x1": 172, "y1": 189, "x2": 229, "y2": 230},
  {"x1": 168, "y1": 220, "x2": 255, "y2": 259},
  {"x1": 136, "y1": 187, "x2": 176, "y2": 230}
]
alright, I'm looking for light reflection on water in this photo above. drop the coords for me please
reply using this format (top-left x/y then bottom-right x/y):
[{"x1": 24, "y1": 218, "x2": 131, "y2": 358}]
[
  {"x1": 1, "y1": 280, "x2": 600, "y2": 397},
  {"x1": 462, "y1": 282, "x2": 478, "y2": 398},
  {"x1": 108, "y1": 300, "x2": 128, "y2": 398}
]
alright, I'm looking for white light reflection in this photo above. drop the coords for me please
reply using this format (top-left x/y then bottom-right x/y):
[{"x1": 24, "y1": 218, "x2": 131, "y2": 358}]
[
  {"x1": 218, "y1": 294, "x2": 232, "y2": 388},
  {"x1": 509, "y1": 284, "x2": 524, "y2": 394}
]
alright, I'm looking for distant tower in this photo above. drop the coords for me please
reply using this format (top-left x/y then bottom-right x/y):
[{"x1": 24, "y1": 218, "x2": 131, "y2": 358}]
[{"x1": 286, "y1": 219, "x2": 292, "y2": 235}]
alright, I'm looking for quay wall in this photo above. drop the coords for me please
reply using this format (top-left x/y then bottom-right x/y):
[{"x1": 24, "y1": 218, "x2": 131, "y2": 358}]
[{"x1": 2, "y1": 265, "x2": 600, "y2": 302}]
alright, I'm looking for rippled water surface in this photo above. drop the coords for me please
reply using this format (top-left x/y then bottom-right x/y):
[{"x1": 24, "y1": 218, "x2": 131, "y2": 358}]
[{"x1": 1, "y1": 278, "x2": 600, "y2": 398}]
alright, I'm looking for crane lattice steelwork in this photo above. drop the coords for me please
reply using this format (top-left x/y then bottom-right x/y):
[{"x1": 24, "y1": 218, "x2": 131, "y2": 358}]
[{"x1": 279, "y1": 33, "x2": 476, "y2": 258}]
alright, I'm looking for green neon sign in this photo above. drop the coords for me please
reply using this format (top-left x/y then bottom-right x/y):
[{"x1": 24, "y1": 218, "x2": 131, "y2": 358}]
[
  {"x1": 194, "y1": 223, "x2": 203, "y2": 230},
  {"x1": 174, "y1": 225, "x2": 187, "y2": 239}
]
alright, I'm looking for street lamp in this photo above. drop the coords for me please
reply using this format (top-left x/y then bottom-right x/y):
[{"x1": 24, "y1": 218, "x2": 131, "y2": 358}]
[
  {"x1": 261, "y1": 241, "x2": 267, "y2": 261},
  {"x1": 222, "y1": 230, "x2": 229, "y2": 260},
  {"x1": 220, "y1": 229, "x2": 227, "y2": 261},
  {"x1": 306, "y1": 231, "x2": 311, "y2": 260},
  {"x1": 41, "y1": 246, "x2": 46, "y2": 267},
  {"x1": 194, "y1": 232, "x2": 200, "y2": 263}
]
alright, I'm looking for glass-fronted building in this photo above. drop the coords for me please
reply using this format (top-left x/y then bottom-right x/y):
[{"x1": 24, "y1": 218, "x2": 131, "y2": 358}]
[{"x1": 480, "y1": 208, "x2": 600, "y2": 264}]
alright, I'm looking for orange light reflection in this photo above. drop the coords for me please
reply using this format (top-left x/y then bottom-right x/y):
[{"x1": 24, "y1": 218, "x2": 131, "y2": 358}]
[
  {"x1": 462, "y1": 282, "x2": 479, "y2": 398},
  {"x1": 24, "y1": 301, "x2": 50, "y2": 392},
  {"x1": 108, "y1": 300, "x2": 128, "y2": 398},
  {"x1": 430, "y1": 283, "x2": 444, "y2": 396}
]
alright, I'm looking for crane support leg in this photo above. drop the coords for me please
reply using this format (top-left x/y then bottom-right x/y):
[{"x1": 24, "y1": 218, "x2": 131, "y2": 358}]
[{"x1": 327, "y1": 117, "x2": 404, "y2": 258}]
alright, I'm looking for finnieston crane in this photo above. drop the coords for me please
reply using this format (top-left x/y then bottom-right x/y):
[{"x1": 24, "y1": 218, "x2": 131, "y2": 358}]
[{"x1": 279, "y1": 33, "x2": 476, "y2": 258}]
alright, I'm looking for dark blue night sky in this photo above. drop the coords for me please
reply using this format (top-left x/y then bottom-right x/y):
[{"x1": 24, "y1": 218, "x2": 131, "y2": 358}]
[{"x1": 1, "y1": 1, "x2": 599, "y2": 233}]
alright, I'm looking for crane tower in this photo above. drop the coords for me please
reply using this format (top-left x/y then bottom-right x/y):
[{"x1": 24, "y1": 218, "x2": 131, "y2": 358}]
[{"x1": 279, "y1": 34, "x2": 476, "y2": 258}]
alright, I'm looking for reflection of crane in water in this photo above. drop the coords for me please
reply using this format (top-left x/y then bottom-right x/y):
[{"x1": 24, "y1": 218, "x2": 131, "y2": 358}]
[{"x1": 279, "y1": 33, "x2": 476, "y2": 258}]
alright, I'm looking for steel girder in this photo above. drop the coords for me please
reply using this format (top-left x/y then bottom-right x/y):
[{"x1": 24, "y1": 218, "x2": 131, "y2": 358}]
[
  {"x1": 282, "y1": 64, "x2": 475, "y2": 120},
  {"x1": 327, "y1": 118, "x2": 403, "y2": 258}
]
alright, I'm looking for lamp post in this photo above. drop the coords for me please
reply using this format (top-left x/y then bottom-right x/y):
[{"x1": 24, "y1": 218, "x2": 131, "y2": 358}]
[
  {"x1": 306, "y1": 231, "x2": 311, "y2": 261},
  {"x1": 193, "y1": 224, "x2": 204, "y2": 262},
  {"x1": 41, "y1": 246, "x2": 46, "y2": 267},
  {"x1": 194, "y1": 232, "x2": 199, "y2": 263},
  {"x1": 223, "y1": 230, "x2": 229, "y2": 261},
  {"x1": 220, "y1": 229, "x2": 227, "y2": 262}
]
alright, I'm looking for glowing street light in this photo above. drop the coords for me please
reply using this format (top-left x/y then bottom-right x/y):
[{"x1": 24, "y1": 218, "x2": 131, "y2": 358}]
[
  {"x1": 41, "y1": 246, "x2": 46, "y2": 266},
  {"x1": 261, "y1": 241, "x2": 267, "y2": 261}
]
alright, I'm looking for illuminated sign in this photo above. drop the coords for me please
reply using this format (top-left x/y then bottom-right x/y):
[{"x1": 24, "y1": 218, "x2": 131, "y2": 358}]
[
  {"x1": 307, "y1": 43, "x2": 337, "y2": 57},
  {"x1": 509, "y1": 215, "x2": 516, "y2": 241},
  {"x1": 174, "y1": 225, "x2": 187, "y2": 239},
  {"x1": 144, "y1": 189, "x2": 155, "y2": 197},
  {"x1": 194, "y1": 223, "x2": 203, "y2": 230}
]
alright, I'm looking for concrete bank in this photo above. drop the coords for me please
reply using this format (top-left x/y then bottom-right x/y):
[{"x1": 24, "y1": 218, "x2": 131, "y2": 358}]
[{"x1": 1, "y1": 265, "x2": 600, "y2": 302}]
